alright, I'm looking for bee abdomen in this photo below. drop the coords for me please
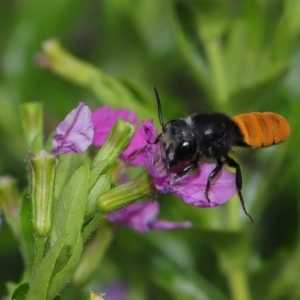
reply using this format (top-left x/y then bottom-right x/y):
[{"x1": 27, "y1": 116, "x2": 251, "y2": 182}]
[{"x1": 231, "y1": 112, "x2": 290, "y2": 148}]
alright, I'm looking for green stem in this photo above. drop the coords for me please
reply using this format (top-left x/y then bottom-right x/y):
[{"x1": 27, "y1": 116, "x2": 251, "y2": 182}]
[
  {"x1": 82, "y1": 211, "x2": 104, "y2": 242},
  {"x1": 204, "y1": 38, "x2": 229, "y2": 105},
  {"x1": 227, "y1": 195, "x2": 241, "y2": 230},
  {"x1": 226, "y1": 268, "x2": 251, "y2": 300},
  {"x1": 40, "y1": 39, "x2": 155, "y2": 121},
  {"x1": 73, "y1": 221, "x2": 113, "y2": 287},
  {"x1": 31, "y1": 235, "x2": 47, "y2": 279},
  {"x1": 170, "y1": 6, "x2": 212, "y2": 94}
]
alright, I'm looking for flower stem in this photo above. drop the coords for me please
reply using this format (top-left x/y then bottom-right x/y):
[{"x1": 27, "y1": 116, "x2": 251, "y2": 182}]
[
  {"x1": 39, "y1": 39, "x2": 155, "y2": 121},
  {"x1": 82, "y1": 211, "x2": 104, "y2": 242},
  {"x1": 227, "y1": 195, "x2": 240, "y2": 230},
  {"x1": 31, "y1": 235, "x2": 47, "y2": 279},
  {"x1": 204, "y1": 38, "x2": 229, "y2": 105},
  {"x1": 226, "y1": 268, "x2": 251, "y2": 300},
  {"x1": 73, "y1": 220, "x2": 113, "y2": 287}
]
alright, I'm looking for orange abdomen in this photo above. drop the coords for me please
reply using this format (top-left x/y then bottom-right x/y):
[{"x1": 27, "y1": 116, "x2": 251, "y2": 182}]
[{"x1": 231, "y1": 112, "x2": 290, "y2": 148}]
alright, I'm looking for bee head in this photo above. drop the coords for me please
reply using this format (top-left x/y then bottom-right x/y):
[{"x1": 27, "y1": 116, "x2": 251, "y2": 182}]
[{"x1": 154, "y1": 88, "x2": 198, "y2": 172}]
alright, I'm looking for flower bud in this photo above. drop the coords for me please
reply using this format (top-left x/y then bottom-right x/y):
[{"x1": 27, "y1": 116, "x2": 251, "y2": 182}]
[
  {"x1": 93, "y1": 119, "x2": 136, "y2": 167},
  {"x1": 29, "y1": 150, "x2": 57, "y2": 235},
  {"x1": 97, "y1": 171, "x2": 155, "y2": 212},
  {"x1": 20, "y1": 102, "x2": 43, "y2": 153}
]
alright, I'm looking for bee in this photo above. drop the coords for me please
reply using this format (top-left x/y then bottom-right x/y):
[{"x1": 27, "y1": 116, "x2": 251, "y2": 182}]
[{"x1": 154, "y1": 88, "x2": 290, "y2": 222}]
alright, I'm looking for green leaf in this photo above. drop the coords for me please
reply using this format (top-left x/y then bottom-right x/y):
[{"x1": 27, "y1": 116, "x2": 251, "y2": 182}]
[
  {"x1": 54, "y1": 153, "x2": 89, "y2": 200},
  {"x1": 186, "y1": 0, "x2": 232, "y2": 40},
  {"x1": 172, "y1": 1, "x2": 212, "y2": 93},
  {"x1": 89, "y1": 160, "x2": 109, "y2": 188},
  {"x1": 25, "y1": 234, "x2": 70, "y2": 300},
  {"x1": 10, "y1": 282, "x2": 30, "y2": 300},
  {"x1": 86, "y1": 174, "x2": 111, "y2": 220},
  {"x1": 223, "y1": 20, "x2": 247, "y2": 95},
  {"x1": 228, "y1": 69, "x2": 287, "y2": 114},
  {"x1": 72, "y1": 222, "x2": 113, "y2": 287},
  {"x1": 51, "y1": 163, "x2": 89, "y2": 247},
  {"x1": 272, "y1": 0, "x2": 300, "y2": 60},
  {"x1": 47, "y1": 234, "x2": 83, "y2": 300},
  {"x1": 19, "y1": 191, "x2": 35, "y2": 279},
  {"x1": 7, "y1": 282, "x2": 18, "y2": 298},
  {"x1": 173, "y1": 0, "x2": 234, "y2": 104}
]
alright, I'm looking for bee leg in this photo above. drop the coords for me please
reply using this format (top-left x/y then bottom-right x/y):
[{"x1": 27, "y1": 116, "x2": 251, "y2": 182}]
[
  {"x1": 128, "y1": 133, "x2": 162, "y2": 164},
  {"x1": 165, "y1": 145, "x2": 173, "y2": 173},
  {"x1": 126, "y1": 145, "x2": 147, "y2": 164},
  {"x1": 170, "y1": 154, "x2": 200, "y2": 184},
  {"x1": 176, "y1": 160, "x2": 198, "y2": 177},
  {"x1": 225, "y1": 156, "x2": 254, "y2": 223},
  {"x1": 205, "y1": 159, "x2": 223, "y2": 203}
]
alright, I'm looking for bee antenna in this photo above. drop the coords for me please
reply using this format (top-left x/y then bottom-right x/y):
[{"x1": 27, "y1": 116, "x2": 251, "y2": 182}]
[{"x1": 154, "y1": 87, "x2": 165, "y2": 128}]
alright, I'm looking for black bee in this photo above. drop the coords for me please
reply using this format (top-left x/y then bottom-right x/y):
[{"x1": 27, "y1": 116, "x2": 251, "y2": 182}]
[{"x1": 154, "y1": 88, "x2": 290, "y2": 223}]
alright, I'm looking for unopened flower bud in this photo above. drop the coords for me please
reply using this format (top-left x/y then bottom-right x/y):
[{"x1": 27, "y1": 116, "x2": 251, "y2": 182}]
[
  {"x1": 93, "y1": 119, "x2": 136, "y2": 166},
  {"x1": 29, "y1": 150, "x2": 57, "y2": 235},
  {"x1": 97, "y1": 171, "x2": 155, "y2": 212},
  {"x1": 20, "y1": 102, "x2": 43, "y2": 153}
]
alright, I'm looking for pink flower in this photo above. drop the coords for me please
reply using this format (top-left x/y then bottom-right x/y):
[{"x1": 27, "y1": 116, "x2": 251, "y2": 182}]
[
  {"x1": 92, "y1": 106, "x2": 157, "y2": 165},
  {"x1": 52, "y1": 102, "x2": 94, "y2": 155},
  {"x1": 108, "y1": 201, "x2": 191, "y2": 232},
  {"x1": 92, "y1": 106, "x2": 138, "y2": 146}
]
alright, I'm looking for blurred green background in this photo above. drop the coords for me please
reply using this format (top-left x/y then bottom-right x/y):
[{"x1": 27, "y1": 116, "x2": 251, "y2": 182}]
[{"x1": 1, "y1": 0, "x2": 300, "y2": 299}]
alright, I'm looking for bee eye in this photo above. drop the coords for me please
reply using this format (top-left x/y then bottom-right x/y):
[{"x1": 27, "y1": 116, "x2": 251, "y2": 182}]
[{"x1": 174, "y1": 141, "x2": 197, "y2": 161}]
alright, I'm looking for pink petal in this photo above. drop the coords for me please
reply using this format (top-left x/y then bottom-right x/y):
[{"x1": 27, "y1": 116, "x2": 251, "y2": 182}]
[
  {"x1": 142, "y1": 119, "x2": 157, "y2": 144},
  {"x1": 150, "y1": 220, "x2": 191, "y2": 230},
  {"x1": 52, "y1": 102, "x2": 94, "y2": 155},
  {"x1": 92, "y1": 106, "x2": 138, "y2": 147},
  {"x1": 108, "y1": 201, "x2": 191, "y2": 232},
  {"x1": 120, "y1": 125, "x2": 149, "y2": 165},
  {"x1": 108, "y1": 201, "x2": 159, "y2": 232},
  {"x1": 120, "y1": 120, "x2": 157, "y2": 165},
  {"x1": 92, "y1": 106, "x2": 157, "y2": 166},
  {"x1": 170, "y1": 164, "x2": 237, "y2": 208}
]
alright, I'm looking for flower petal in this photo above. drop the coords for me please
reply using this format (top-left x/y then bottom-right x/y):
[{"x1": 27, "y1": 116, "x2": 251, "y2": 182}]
[
  {"x1": 120, "y1": 125, "x2": 148, "y2": 165},
  {"x1": 150, "y1": 220, "x2": 191, "y2": 230},
  {"x1": 108, "y1": 201, "x2": 159, "y2": 232},
  {"x1": 92, "y1": 107, "x2": 157, "y2": 166},
  {"x1": 92, "y1": 106, "x2": 138, "y2": 147},
  {"x1": 52, "y1": 102, "x2": 94, "y2": 155},
  {"x1": 103, "y1": 281, "x2": 128, "y2": 300},
  {"x1": 120, "y1": 120, "x2": 157, "y2": 165},
  {"x1": 142, "y1": 119, "x2": 157, "y2": 144},
  {"x1": 108, "y1": 201, "x2": 190, "y2": 232},
  {"x1": 170, "y1": 164, "x2": 237, "y2": 208}
]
